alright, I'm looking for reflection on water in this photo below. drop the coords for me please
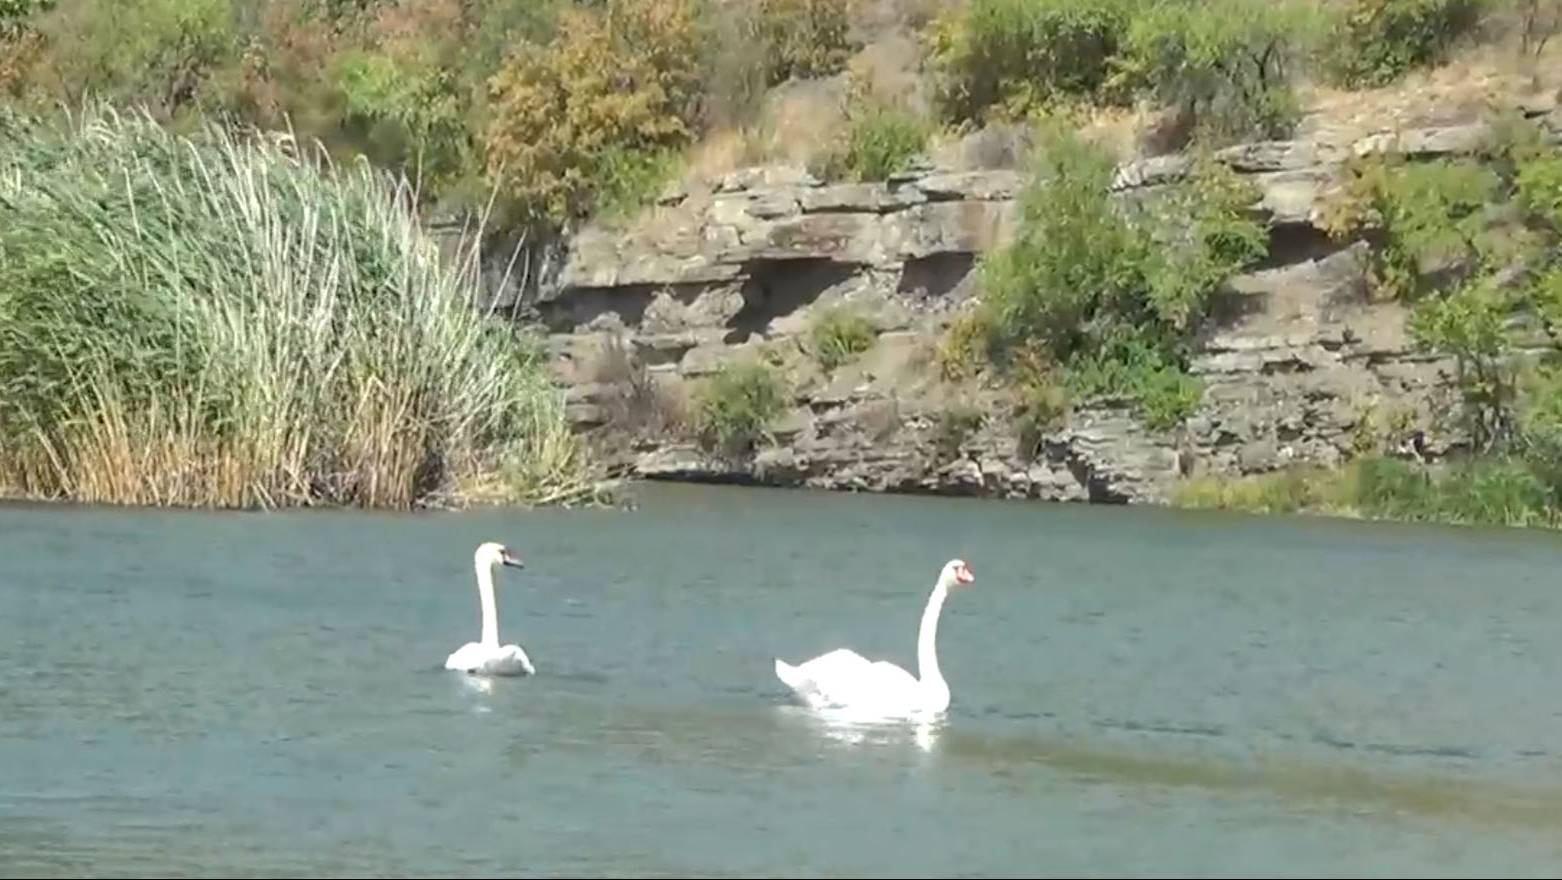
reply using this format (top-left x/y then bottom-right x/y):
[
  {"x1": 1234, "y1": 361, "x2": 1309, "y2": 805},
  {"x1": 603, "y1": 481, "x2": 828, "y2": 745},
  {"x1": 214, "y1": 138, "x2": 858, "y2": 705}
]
[
  {"x1": 772, "y1": 698, "x2": 1562, "y2": 835},
  {"x1": 774, "y1": 704, "x2": 946, "y2": 753},
  {"x1": 937, "y1": 723, "x2": 1562, "y2": 835}
]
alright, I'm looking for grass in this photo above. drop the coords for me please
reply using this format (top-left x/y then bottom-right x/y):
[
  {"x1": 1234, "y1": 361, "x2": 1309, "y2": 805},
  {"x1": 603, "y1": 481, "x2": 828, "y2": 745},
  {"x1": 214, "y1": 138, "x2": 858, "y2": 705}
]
[
  {"x1": 0, "y1": 104, "x2": 601, "y2": 510},
  {"x1": 809, "y1": 306, "x2": 876, "y2": 371},
  {"x1": 1172, "y1": 455, "x2": 1562, "y2": 529}
]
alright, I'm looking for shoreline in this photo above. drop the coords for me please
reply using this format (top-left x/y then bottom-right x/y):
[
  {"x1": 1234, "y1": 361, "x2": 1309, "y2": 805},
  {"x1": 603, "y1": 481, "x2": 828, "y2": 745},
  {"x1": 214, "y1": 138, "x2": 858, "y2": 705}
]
[{"x1": 7, "y1": 465, "x2": 1562, "y2": 537}]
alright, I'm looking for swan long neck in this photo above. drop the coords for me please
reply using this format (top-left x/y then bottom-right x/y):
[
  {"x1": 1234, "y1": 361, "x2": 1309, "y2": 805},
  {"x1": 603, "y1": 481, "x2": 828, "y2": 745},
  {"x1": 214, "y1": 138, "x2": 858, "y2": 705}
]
[
  {"x1": 916, "y1": 577, "x2": 951, "y2": 693},
  {"x1": 477, "y1": 557, "x2": 499, "y2": 648}
]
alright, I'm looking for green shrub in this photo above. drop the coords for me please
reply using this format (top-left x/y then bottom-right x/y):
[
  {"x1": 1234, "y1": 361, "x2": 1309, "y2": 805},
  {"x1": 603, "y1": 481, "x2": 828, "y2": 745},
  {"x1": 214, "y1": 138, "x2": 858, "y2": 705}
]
[
  {"x1": 1323, "y1": 0, "x2": 1486, "y2": 88},
  {"x1": 1322, "y1": 128, "x2": 1562, "y2": 464},
  {"x1": 816, "y1": 98, "x2": 929, "y2": 182},
  {"x1": 1435, "y1": 456, "x2": 1553, "y2": 524},
  {"x1": 1516, "y1": 150, "x2": 1562, "y2": 231},
  {"x1": 1323, "y1": 155, "x2": 1500, "y2": 300},
  {"x1": 0, "y1": 105, "x2": 594, "y2": 509},
  {"x1": 980, "y1": 123, "x2": 1139, "y2": 360},
  {"x1": 1063, "y1": 328, "x2": 1205, "y2": 430},
  {"x1": 977, "y1": 123, "x2": 1263, "y2": 428},
  {"x1": 809, "y1": 307, "x2": 877, "y2": 371},
  {"x1": 1113, "y1": 0, "x2": 1322, "y2": 144},
  {"x1": 692, "y1": 359, "x2": 789, "y2": 454},
  {"x1": 332, "y1": 45, "x2": 470, "y2": 187},
  {"x1": 0, "y1": 0, "x2": 50, "y2": 19},
  {"x1": 926, "y1": 0, "x2": 1132, "y2": 124},
  {"x1": 591, "y1": 145, "x2": 682, "y2": 226},
  {"x1": 1348, "y1": 454, "x2": 1554, "y2": 527}
]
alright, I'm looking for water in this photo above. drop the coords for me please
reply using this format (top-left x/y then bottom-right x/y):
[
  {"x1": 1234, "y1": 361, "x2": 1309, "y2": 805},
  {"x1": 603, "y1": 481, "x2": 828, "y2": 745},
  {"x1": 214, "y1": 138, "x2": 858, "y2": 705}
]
[{"x1": 5, "y1": 483, "x2": 1562, "y2": 878}]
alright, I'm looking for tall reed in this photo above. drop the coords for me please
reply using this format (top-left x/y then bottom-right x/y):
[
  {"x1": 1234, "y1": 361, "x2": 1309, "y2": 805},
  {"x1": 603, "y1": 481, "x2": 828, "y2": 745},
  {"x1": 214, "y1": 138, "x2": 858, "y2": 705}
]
[{"x1": 0, "y1": 105, "x2": 598, "y2": 509}]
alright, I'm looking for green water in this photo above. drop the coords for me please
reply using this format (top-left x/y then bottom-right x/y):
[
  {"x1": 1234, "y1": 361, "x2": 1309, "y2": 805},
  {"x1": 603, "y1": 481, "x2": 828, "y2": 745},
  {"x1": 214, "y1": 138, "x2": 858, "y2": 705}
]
[{"x1": 4, "y1": 483, "x2": 1562, "y2": 877}]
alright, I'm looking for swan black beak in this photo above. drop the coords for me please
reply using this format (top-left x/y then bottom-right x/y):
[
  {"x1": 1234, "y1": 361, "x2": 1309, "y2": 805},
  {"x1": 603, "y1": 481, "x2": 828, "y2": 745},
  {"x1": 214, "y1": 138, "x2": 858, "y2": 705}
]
[{"x1": 501, "y1": 555, "x2": 525, "y2": 570}]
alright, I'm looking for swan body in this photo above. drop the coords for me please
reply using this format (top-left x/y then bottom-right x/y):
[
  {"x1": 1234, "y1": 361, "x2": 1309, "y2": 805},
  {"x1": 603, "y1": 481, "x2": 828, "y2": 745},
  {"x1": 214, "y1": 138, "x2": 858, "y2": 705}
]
[
  {"x1": 444, "y1": 640, "x2": 534, "y2": 677},
  {"x1": 444, "y1": 542, "x2": 535, "y2": 677},
  {"x1": 775, "y1": 558, "x2": 975, "y2": 718}
]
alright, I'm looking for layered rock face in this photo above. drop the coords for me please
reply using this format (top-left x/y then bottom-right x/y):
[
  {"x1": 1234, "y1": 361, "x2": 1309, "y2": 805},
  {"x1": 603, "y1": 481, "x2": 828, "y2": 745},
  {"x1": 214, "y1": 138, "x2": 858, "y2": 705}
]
[{"x1": 526, "y1": 107, "x2": 1562, "y2": 504}]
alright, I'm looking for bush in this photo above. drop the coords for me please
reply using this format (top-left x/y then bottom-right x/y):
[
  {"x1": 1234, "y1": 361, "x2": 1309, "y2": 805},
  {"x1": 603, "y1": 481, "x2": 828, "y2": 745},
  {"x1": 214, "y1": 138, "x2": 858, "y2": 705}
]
[
  {"x1": 1324, "y1": 134, "x2": 1562, "y2": 455},
  {"x1": 1409, "y1": 275, "x2": 1519, "y2": 448},
  {"x1": 935, "y1": 307, "x2": 994, "y2": 382},
  {"x1": 697, "y1": 0, "x2": 853, "y2": 131},
  {"x1": 1063, "y1": 328, "x2": 1205, "y2": 429},
  {"x1": 1322, "y1": 154, "x2": 1500, "y2": 300},
  {"x1": 0, "y1": 106, "x2": 595, "y2": 509},
  {"x1": 1323, "y1": 0, "x2": 1485, "y2": 88},
  {"x1": 1112, "y1": 0, "x2": 1322, "y2": 144},
  {"x1": 926, "y1": 0, "x2": 1325, "y2": 143},
  {"x1": 28, "y1": 0, "x2": 236, "y2": 119},
  {"x1": 809, "y1": 307, "x2": 877, "y2": 371},
  {"x1": 332, "y1": 44, "x2": 470, "y2": 187},
  {"x1": 980, "y1": 123, "x2": 1139, "y2": 360},
  {"x1": 977, "y1": 123, "x2": 1264, "y2": 428},
  {"x1": 5, "y1": 1, "x2": 572, "y2": 214},
  {"x1": 926, "y1": 0, "x2": 1132, "y2": 125},
  {"x1": 1516, "y1": 150, "x2": 1562, "y2": 231},
  {"x1": 482, "y1": 0, "x2": 703, "y2": 226},
  {"x1": 756, "y1": 0, "x2": 854, "y2": 84},
  {"x1": 814, "y1": 97, "x2": 928, "y2": 182},
  {"x1": 692, "y1": 359, "x2": 789, "y2": 454},
  {"x1": 591, "y1": 145, "x2": 683, "y2": 225}
]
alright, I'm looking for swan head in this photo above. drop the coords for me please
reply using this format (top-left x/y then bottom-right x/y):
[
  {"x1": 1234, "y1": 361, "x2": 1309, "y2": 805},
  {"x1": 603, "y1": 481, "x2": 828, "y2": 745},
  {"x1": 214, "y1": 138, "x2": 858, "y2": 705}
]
[
  {"x1": 941, "y1": 558, "x2": 975, "y2": 589},
  {"x1": 475, "y1": 541, "x2": 525, "y2": 571}
]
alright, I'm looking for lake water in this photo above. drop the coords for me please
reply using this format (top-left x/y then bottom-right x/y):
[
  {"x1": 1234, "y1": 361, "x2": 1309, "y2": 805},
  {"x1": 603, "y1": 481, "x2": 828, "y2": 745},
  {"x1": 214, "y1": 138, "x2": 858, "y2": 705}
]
[{"x1": 5, "y1": 482, "x2": 1562, "y2": 877}]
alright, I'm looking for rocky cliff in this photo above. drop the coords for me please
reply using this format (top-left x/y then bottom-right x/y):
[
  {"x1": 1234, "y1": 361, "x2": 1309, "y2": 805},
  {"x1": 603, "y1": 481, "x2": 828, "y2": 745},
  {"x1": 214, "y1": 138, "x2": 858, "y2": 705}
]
[{"x1": 522, "y1": 100, "x2": 1562, "y2": 505}]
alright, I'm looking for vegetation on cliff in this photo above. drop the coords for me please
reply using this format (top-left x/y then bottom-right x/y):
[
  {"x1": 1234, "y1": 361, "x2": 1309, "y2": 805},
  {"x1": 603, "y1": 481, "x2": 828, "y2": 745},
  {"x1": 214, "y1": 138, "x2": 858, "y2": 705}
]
[
  {"x1": 943, "y1": 121, "x2": 1268, "y2": 434},
  {"x1": 2, "y1": 0, "x2": 1547, "y2": 230},
  {"x1": 1181, "y1": 110, "x2": 1562, "y2": 528}
]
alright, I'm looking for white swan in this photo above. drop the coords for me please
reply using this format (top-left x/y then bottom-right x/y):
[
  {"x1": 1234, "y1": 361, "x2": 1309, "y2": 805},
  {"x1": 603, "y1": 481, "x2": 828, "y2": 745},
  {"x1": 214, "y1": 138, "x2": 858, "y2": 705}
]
[
  {"x1": 444, "y1": 542, "x2": 535, "y2": 677},
  {"x1": 774, "y1": 558, "x2": 975, "y2": 718}
]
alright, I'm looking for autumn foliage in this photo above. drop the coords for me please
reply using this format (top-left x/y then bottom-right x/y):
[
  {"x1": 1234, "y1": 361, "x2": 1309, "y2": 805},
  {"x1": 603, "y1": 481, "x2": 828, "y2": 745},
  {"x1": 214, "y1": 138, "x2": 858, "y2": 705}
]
[{"x1": 481, "y1": 0, "x2": 704, "y2": 224}]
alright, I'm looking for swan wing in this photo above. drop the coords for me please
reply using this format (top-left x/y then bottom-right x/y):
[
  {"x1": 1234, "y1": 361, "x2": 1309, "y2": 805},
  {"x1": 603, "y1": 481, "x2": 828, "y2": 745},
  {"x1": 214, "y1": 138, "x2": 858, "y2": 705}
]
[
  {"x1": 867, "y1": 660, "x2": 920, "y2": 691},
  {"x1": 777, "y1": 649, "x2": 919, "y2": 709},
  {"x1": 496, "y1": 643, "x2": 535, "y2": 676},
  {"x1": 445, "y1": 641, "x2": 486, "y2": 672}
]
